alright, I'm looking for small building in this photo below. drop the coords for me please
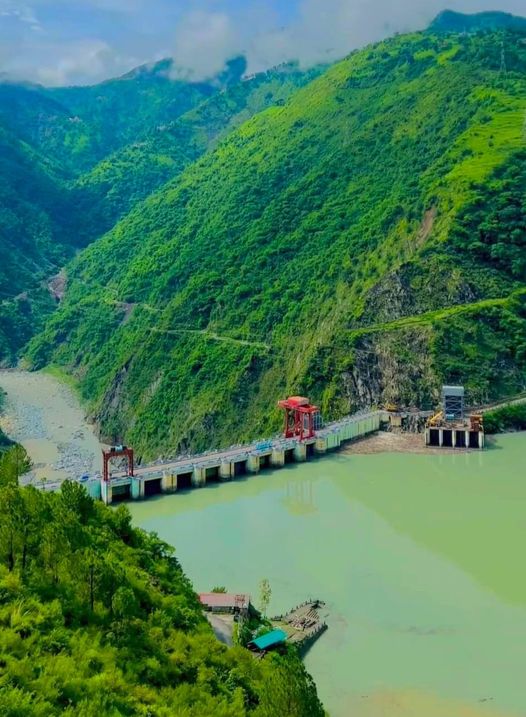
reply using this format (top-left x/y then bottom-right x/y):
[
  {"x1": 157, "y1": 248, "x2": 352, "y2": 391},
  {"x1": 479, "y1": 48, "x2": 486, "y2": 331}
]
[
  {"x1": 199, "y1": 593, "x2": 251, "y2": 617},
  {"x1": 442, "y1": 385, "x2": 465, "y2": 421},
  {"x1": 248, "y1": 629, "x2": 288, "y2": 653}
]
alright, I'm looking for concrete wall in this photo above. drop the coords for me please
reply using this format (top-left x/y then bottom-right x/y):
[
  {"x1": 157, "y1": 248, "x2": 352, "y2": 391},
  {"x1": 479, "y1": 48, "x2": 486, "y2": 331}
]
[{"x1": 97, "y1": 412, "x2": 384, "y2": 503}]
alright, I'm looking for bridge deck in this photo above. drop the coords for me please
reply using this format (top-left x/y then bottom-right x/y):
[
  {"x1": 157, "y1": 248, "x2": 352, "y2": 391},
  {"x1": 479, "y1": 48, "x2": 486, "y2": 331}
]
[{"x1": 112, "y1": 411, "x2": 384, "y2": 481}]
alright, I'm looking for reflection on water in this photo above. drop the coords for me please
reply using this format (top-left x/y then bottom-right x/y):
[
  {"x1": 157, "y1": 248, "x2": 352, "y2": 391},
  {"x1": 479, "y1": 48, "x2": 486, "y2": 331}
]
[
  {"x1": 127, "y1": 435, "x2": 526, "y2": 717},
  {"x1": 283, "y1": 478, "x2": 317, "y2": 515}
]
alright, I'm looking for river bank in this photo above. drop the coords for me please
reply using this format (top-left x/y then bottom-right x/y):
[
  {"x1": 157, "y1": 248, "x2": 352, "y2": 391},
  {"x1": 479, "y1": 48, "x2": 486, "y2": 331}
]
[
  {"x1": 0, "y1": 369, "x2": 102, "y2": 484},
  {"x1": 342, "y1": 430, "x2": 490, "y2": 455}
]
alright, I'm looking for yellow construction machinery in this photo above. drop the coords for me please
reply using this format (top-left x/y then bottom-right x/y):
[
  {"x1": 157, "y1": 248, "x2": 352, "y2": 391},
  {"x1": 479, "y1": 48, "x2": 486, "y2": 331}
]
[
  {"x1": 427, "y1": 411, "x2": 444, "y2": 427},
  {"x1": 384, "y1": 402, "x2": 400, "y2": 413}
]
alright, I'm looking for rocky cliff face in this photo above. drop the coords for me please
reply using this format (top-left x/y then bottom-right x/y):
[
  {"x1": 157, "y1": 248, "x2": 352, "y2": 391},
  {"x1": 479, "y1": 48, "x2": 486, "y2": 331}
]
[{"x1": 344, "y1": 329, "x2": 438, "y2": 411}]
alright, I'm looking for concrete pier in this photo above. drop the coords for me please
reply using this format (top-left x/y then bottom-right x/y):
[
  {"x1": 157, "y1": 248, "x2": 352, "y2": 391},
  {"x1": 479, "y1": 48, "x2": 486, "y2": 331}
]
[
  {"x1": 293, "y1": 443, "x2": 307, "y2": 462},
  {"x1": 271, "y1": 449, "x2": 285, "y2": 467},
  {"x1": 314, "y1": 437, "x2": 328, "y2": 454},
  {"x1": 219, "y1": 462, "x2": 232, "y2": 480},
  {"x1": 192, "y1": 467, "x2": 206, "y2": 487},
  {"x1": 101, "y1": 480, "x2": 112, "y2": 505},
  {"x1": 162, "y1": 473, "x2": 177, "y2": 492},
  {"x1": 247, "y1": 455, "x2": 261, "y2": 474},
  {"x1": 131, "y1": 477, "x2": 144, "y2": 500}
]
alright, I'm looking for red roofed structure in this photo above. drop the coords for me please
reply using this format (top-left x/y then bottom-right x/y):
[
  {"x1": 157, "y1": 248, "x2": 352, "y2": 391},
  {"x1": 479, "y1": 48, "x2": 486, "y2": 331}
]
[
  {"x1": 277, "y1": 396, "x2": 319, "y2": 441},
  {"x1": 199, "y1": 593, "x2": 251, "y2": 616}
]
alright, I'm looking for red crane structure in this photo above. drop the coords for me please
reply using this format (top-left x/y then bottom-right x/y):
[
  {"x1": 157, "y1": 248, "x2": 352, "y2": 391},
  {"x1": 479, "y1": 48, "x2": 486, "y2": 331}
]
[
  {"x1": 277, "y1": 396, "x2": 319, "y2": 441},
  {"x1": 102, "y1": 445, "x2": 134, "y2": 483}
]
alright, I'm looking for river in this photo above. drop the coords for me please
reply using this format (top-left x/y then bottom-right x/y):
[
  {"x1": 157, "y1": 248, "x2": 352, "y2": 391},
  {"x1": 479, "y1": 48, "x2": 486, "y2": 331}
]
[
  {"x1": 129, "y1": 437, "x2": 526, "y2": 717},
  {"x1": 1, "y1": 370, "x2": 525, "y2": 717}
]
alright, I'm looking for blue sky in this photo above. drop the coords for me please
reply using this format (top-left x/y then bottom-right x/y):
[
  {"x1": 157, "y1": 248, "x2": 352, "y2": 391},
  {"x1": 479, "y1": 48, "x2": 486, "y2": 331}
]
[{"x1": 1, "y1": 0, "x2": 525, "y2": 86}]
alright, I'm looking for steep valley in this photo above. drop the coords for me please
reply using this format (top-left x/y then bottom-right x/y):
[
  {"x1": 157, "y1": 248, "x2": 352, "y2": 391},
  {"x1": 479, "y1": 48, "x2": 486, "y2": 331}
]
[
  {"x1": 0, "y1": 15, "x2": 525, "y2": 459},
  {"x1": 0, "y1": 60, "x2": 320, "y2": 362},
  {"x1": 3, "y1": 10, "x2": 526, "y2": 717},
  {"x1": 25, "y1": 25, "x2": 526, "y2": 458}
]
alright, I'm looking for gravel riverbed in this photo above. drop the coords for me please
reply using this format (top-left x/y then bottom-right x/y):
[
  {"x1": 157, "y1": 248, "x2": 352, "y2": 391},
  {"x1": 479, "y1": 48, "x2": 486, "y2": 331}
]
[{"x1": 0, "y1": 370, "x2": 102, "y2": 485}]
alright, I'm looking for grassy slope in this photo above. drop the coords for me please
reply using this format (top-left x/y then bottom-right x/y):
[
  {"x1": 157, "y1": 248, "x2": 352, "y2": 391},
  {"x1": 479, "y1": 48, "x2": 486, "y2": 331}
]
[{"x1": 28, "y1": 28, "x2": 526, "y2": 457}]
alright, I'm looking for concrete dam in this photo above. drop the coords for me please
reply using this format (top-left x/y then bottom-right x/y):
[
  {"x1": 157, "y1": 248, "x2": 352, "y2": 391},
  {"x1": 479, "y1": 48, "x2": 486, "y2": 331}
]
[{"x1": 88, "y1": 409, "x2": 384, "y2": 505}]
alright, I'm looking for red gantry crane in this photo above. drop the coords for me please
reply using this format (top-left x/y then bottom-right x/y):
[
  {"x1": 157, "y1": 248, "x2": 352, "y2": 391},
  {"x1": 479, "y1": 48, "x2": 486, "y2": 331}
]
[
  {"x1": 278, "y1": 396, "x2": 319, "y2": 441},
  {"x1": 102, "y1": 445, "x2": 134, "y2": 482}
]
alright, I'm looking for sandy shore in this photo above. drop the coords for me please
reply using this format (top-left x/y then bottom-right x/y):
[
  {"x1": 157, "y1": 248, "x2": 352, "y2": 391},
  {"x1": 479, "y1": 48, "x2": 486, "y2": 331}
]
[{"x1": 0, "y1": 370, "x2": 102, "y2": 485}]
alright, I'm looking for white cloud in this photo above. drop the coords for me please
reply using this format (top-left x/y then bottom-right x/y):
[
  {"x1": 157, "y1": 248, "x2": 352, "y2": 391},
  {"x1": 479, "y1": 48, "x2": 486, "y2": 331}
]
[
  {"x1": 0, "y1": 2, "x2": 41, "y2": 30},
  {"x1": 170, "y1": 10, "x2": 242, "y2": 81},
  {"x1": 171, "y1": 0, "x2": 526, "y2": 80},
  {"x1": 35, "y1": 39, "x2": 137, "y2": 86},
  {"x1": 2, "y1": 0, "x2": 526, "y2": 85}
]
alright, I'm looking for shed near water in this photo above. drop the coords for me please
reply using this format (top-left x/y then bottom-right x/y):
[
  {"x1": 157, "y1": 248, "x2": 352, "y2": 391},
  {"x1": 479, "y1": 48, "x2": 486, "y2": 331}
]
[
  {"x1": 248, "y1": 629, "x2": 288, "y2": 652},
  {"x1": 199, "y1": 593, "x2": 250, "y2": 616}
]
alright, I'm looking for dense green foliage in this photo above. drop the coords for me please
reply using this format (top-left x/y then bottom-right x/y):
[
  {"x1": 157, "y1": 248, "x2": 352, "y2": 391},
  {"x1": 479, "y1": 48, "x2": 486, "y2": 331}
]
[
  {"x1": 0, "y1": 61, "x2": 317, "y2": 361},
  {"x1": 0, "y1": 389, "x2": 13, "y2": 450},
  {"x1": 71, "y1": 63, "x2": 323, "y2": 240},
  {"x1": 0, "y1": 478, "x2": 324, "y2": 716},
  {"x1": 0, "y1": 59, "x2": 244, "y2": 175},
  {"x1": 0, "y1": 123, "x2": 74, "y2": 362},
  {"x1": 45, "y1": 57, "x2": 247, "y2": 168},
  {"x1": 26, "y1": 26, "x2": 526, "y2": 456},
  {"x1": 484, "y1": 403, "x2": 526, "y2": 433}
]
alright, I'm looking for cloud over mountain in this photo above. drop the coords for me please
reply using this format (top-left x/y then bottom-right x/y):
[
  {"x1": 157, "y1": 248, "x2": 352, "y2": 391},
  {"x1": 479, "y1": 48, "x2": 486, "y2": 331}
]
[{"x1": 1, "y1": 0, "x2": 526, "y2": 85}]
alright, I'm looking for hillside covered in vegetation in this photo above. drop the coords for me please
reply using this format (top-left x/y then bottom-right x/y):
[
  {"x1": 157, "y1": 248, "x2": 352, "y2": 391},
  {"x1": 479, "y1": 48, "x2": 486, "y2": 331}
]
[
  {"x1": 0, "y1": 60, "x2": 317, "y2": 363},
  {"x1": 0, "y1": 472, "x2": 324, "y2": 715},
  {"x1": 27, "y1": 22, "x2": 526, "y2": 457},
  {"x1": 0, "y1": 124, "x2": 74, "y2": 362}
]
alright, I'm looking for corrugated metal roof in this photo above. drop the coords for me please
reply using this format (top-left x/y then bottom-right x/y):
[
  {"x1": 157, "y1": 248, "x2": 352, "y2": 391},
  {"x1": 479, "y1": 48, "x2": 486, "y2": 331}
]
[
  {"x1": 251, "y1": 629, "x2": 288, "y2": 650},
  {"x1": 442, "y1": 385, "x2": 465, "y2": 396},
  {"x1": 199, "y1": 593, "x2": 250, "y2": 609}
]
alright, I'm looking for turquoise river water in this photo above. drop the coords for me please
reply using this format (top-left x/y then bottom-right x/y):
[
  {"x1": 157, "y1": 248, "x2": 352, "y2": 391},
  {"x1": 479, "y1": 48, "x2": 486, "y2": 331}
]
[{"x1": 129, "y1": 433, "x2": 526, "y2": 717}]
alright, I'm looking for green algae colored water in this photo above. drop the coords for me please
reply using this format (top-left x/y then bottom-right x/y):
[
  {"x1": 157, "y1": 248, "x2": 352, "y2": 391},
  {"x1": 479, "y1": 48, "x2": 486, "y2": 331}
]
[{"x1": 129, "y1": 435, "x2": 526, "y2": 717}]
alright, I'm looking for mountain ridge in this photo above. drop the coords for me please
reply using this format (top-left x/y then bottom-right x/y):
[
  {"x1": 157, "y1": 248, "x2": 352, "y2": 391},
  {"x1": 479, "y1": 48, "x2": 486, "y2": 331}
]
[
  {"x1": 0, "y1": 59, "x2": 319, "y2": 361},
  {"x1": 26, "y1": 27, "x2": 526, "y2": 457},
  {"x1": 430, "y1": 9, "x2": 526, "y2": 33}
]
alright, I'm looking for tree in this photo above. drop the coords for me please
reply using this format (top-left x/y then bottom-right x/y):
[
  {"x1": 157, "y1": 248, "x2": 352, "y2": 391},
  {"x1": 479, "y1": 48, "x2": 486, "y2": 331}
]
[
  {"x1": 0, "y1": 445, "x2": 32, "y2": 487},
  {"x1": 259, "y1": 578, "x2": 272, "y2": 616},
  {"x1": 255, "y1": 654, "x2": 325, "y2": 717},
  {"x1": 60, "y1": 479, "x2": 94, "y2": 524}
]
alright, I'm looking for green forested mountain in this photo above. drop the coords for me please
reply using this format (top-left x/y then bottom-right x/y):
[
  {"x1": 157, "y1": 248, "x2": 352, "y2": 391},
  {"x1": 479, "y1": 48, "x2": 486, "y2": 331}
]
[
  {"x1": 0, "y1": 477, "x2": 323, "y2": 715},
  {"x1": 0, "y1": 83, "x2": 99, "y2": 175},
  {"x1": 0, "y1": 125, "x2": 75, "y2": 361},
  {"x1": 27, "y1": 26, "x2": 526, "y2": 457},
  {"x1": 0, "y1": 59, "x2": 317, "y2": 360},
  {"x1": 44, "y1": 58, "x2": 243, "y2": 167},
  {"x1": 72, "y1": 63, "x2": 324, "y2": 240},
  {"x1": 430, "y1": 9, "x2": 526, "y2": 33},
  {"x1": 0, "y1": 59, "x2": 245, "y2": 174}
]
